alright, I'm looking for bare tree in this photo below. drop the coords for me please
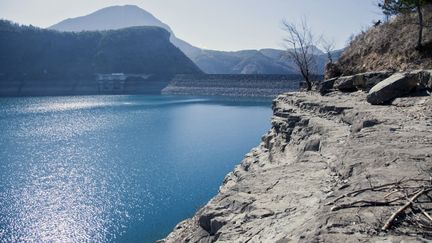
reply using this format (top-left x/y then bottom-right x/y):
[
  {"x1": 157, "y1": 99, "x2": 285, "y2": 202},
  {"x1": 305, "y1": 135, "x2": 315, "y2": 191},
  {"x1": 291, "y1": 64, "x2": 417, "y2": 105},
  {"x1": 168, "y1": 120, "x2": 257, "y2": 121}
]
[
  {"x1": 320, "y1": 38, "x2": 336, "y2": 64},
  {"x1": 282, "y1": 19, "x2": 317, "y2": 91}
]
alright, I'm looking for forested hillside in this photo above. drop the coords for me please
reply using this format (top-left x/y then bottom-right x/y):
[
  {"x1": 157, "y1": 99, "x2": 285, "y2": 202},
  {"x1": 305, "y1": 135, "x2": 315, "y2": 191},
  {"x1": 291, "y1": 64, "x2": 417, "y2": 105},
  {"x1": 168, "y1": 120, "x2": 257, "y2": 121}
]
[
  {"x1": 0, "y1": 20, "x2": 202, "y2": 82},
  {"x1": 331, "y1": 4, "x2": 432, "y2": 76}
]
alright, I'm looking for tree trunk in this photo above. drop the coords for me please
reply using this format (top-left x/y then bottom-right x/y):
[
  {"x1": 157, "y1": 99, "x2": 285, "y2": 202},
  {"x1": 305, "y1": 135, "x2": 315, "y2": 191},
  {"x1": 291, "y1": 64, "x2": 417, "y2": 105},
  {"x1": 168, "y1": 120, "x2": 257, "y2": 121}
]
[
  {"x1": 327, "y1": 52, "x2": 333, "y2": 63},
  {"x1": 305, "y1": 76, "x2": 312, "y2": 91},
  {"x1": 416, "y1": 3, "x2": 424, "y2": 50},
  {"x1": 300, "y1": 68, "x2": 312, "y2": 91}
]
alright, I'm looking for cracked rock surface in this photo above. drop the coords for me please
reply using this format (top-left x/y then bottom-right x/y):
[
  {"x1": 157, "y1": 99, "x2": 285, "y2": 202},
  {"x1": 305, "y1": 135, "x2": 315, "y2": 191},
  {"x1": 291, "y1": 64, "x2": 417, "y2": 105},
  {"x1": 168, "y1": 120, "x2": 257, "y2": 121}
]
[{"x1": 161, "y1": 91, "x2": 432, "y2": 243}]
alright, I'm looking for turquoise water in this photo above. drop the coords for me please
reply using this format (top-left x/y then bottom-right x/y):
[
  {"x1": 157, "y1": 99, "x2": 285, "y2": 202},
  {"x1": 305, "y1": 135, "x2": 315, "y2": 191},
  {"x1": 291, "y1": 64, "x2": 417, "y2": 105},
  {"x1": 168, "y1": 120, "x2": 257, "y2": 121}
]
[{"x1": 0, "y1": 95, "x2": 271, "y2": 242}]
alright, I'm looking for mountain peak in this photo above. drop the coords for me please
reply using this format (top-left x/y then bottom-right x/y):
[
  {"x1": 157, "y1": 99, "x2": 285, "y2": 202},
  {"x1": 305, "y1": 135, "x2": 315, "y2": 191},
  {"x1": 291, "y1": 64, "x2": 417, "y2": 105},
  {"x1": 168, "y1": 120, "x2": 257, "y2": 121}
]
[
  {"x1": 49, "y1": 5, "x2": 171, "y2": 33},
  {"x1": 118, "y1": 4, "x2": 141, "y2": 8},
  {"x1": 95, "y1": 5, "x2": 150, "y2": 14}
]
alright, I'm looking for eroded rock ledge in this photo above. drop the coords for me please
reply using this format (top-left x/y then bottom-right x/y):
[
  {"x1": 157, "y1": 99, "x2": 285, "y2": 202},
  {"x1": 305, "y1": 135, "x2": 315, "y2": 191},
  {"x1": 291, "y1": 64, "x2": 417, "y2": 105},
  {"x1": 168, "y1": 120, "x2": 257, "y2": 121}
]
[{"x1": 161, "y1": 91, "x2": 432, "y2": 243}]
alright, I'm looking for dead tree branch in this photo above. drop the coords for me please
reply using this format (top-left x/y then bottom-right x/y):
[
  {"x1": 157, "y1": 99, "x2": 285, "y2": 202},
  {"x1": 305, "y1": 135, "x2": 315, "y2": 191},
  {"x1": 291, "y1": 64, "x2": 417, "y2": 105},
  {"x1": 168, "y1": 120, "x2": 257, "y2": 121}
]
[{"x1": 382, "y1": 188, "x2": 429, "y2": 230}]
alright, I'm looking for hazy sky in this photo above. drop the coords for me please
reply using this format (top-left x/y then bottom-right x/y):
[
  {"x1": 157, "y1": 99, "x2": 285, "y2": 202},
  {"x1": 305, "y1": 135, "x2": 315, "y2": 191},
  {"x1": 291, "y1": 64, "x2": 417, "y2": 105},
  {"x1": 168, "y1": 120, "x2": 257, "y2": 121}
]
[{"x1": 0, "y1": 0, "x2": 381, "y2": 51}]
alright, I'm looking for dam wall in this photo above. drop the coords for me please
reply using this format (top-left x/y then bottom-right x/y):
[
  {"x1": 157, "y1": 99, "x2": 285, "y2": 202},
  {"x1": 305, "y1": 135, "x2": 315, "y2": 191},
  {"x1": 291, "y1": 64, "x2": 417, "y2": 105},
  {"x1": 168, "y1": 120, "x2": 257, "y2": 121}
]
[{"x1": 162, "y1": 74, "x2": 302, "y2": 97}]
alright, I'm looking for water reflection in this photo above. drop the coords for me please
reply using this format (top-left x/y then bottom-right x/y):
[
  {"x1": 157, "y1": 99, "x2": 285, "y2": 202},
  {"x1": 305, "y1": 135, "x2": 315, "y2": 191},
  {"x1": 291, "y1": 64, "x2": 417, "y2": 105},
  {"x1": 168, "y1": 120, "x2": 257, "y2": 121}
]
[{"x1": 0, "y1": 95, "x2": 271, "y2": 242}]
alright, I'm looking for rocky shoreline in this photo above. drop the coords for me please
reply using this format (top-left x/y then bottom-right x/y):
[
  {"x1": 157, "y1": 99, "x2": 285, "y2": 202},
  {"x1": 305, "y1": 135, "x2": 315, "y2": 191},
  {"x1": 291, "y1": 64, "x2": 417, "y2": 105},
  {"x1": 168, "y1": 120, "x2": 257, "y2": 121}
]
[{"x1": 161, "y1": 76, "x2": 432, "y2": 242}]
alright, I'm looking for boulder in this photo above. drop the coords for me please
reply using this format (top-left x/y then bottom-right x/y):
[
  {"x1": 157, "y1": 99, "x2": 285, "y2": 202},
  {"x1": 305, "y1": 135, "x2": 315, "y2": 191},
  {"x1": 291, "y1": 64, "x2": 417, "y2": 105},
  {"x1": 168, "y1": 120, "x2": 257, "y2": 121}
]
[
  {"x1": 414, "y1": 69, "x2": 432, "y2": 90},
  {"x1": 317, "y1": 77, "x2": 337, "y2": 95},
  {"x1": 304, "y1": 138, "x2": 321, "y2": 152},
  {"x1": 351, "y1": 119, "x2": 380, "y2": 133},
  {"x1": 334, "y1": 75, "x2": 357, "y2": 92},
  {"x1": 210, "y1": 217, "x2": 227, "y2": 235},
  {"x1": 366, "y1": 72, "x2": 419, "y2": 105},
  {"x1": 429, "y1": 76, "x2": 432, "y2": 89},
  {"x1": 198, "y1": 209, "x2": 223, "y2": 233},
  {"x1": 324, "y1": 62, "x2": 341, "y2": 79},
  {"x1": 334, "y1": 71, "x2": 393, "y2": 92},
  {"x1": 352, "y1": 71, "x2": 393, "y2": 91},
  {"x1": 428, "y1": 71, "x2": 432, "y2": 89}
]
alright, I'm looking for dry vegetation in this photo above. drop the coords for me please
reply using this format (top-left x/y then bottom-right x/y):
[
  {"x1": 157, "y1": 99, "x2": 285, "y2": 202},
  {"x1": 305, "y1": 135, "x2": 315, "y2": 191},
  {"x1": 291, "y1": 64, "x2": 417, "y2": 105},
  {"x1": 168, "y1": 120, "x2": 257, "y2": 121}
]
[{"x1": 335, "y1": 5, "x2": 432, "y2": 75}]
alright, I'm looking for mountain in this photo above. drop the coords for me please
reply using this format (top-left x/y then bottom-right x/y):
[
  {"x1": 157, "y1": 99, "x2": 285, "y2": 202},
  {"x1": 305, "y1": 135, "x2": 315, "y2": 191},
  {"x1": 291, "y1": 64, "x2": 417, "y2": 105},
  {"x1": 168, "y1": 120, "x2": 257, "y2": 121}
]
[
  {"x1": 0, "y1": 20, "x2": 201, "y2": 82},
  {"x1": 49, "y1": 5, "x2": 201, "y2": 59},
  {"x1": 50, "y1": 5, "x2": 170, "y2": 32},
  {"x1": 50, "y1": 5, "x2": 335, "y2": 75}
]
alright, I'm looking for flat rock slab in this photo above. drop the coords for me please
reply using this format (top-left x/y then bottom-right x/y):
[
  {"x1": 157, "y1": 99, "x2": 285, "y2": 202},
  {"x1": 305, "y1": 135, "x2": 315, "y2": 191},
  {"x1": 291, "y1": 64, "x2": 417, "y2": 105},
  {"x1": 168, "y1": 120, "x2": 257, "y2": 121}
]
[{"x1": 161, "y1": 91, "x2": 432, "y2": 243}]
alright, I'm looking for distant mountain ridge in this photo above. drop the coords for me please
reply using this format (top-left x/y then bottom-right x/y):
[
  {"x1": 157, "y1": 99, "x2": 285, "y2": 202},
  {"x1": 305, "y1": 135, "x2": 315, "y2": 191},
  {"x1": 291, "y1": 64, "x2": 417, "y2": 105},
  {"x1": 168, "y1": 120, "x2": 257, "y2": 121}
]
[{"x1": 49, "y1": 5, "x2": 340, "y2": 75}]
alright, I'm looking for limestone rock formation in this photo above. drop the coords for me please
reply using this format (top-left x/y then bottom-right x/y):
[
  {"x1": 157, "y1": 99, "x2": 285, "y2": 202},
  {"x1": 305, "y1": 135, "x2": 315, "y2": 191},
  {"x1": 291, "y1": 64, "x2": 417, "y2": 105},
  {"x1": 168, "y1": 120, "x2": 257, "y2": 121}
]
[
  {"x1": 333, "y1": 71, "x2": 393, "y2": 92},
  {"x1": 161, "y1": 90, "x2": 432, "y2": 242}
]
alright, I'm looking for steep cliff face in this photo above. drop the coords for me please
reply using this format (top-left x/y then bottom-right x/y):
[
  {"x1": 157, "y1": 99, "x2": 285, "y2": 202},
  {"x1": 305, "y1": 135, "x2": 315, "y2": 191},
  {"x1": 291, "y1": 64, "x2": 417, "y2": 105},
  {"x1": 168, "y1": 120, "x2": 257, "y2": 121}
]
[{"x1": 162, "y1": 91, "x2": 432, "y2": 242}]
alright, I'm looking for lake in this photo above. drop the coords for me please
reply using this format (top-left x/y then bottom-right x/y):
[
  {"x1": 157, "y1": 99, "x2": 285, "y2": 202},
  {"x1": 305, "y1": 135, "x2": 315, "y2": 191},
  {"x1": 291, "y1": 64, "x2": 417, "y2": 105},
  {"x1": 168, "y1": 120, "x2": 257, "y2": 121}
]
[{"x1": 0, "y1": 95, "x2": 272, "y2": 242}]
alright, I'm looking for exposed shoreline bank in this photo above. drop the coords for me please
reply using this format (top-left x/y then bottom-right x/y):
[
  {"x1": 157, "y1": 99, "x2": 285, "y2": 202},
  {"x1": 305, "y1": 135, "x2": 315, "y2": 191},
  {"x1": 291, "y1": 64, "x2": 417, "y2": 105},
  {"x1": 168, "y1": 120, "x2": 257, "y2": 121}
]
[{"x1": 161, "y1": 89, "x2": 432, "y2": 242}]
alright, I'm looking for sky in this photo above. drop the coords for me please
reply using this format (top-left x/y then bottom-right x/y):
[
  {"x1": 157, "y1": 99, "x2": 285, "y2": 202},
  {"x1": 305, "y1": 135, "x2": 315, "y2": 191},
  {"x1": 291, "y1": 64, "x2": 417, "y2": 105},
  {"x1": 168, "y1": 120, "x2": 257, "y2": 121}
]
[{"x1": 0, "y1": 0, "x2": 382, "y2": 51}]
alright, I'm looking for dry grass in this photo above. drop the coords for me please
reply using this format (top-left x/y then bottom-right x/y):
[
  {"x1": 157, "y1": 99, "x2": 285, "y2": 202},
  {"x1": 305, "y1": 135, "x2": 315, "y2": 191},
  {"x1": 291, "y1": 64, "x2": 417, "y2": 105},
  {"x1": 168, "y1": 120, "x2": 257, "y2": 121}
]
[{"x1": 335, "y1": 5, "x2": 432, "y2": 75}]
